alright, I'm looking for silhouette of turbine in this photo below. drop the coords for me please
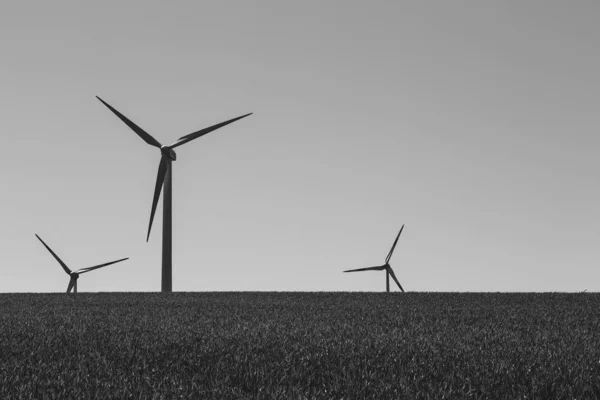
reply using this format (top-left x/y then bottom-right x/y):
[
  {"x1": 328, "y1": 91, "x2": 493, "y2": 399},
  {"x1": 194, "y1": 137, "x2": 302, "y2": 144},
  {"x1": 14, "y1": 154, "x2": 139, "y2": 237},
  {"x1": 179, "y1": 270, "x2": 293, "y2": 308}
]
[
  {"x1": 96, "y1": 96, "x2": 252, "y2": 292},
  {"x1": 344, "y1": 225, "x2": 405, "y2": 292},
  {"x1": 35, "y1": 234, "x2": 128, "y2": 295}
]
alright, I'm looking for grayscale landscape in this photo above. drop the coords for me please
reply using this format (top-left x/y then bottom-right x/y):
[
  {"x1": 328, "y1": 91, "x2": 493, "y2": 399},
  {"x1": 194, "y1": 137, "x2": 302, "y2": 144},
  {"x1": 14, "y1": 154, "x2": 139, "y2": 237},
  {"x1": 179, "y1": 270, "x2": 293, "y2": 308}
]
[{"x1": 2, "y1": 1, "x2": 599, "y2": 398}]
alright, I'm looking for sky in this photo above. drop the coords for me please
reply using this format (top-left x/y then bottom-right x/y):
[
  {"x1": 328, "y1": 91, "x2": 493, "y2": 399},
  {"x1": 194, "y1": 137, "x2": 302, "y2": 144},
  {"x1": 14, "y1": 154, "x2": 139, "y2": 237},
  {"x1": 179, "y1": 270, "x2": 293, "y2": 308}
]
[{"x1": 1, "y1": 1, "x2": 599, "y2": 292}]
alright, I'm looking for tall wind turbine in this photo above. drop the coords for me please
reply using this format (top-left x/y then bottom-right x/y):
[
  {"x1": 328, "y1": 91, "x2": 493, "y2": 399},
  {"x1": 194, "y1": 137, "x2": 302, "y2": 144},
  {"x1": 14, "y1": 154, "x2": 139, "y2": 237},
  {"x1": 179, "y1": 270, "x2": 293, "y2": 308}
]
[
  {"x1": 35, "y1": 234, "x2": 128, "y2": 295},
  {"x1": 344, "y1": 225, "x2": 405, "y2": 292},
  {"x1": 96, "y1": 96, "x2": 252, "y2": 292}
]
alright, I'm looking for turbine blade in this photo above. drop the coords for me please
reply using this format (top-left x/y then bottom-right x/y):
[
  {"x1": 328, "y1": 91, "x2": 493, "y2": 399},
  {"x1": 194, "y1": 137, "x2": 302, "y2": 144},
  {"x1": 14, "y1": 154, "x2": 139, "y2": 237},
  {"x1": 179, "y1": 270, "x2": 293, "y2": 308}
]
[
  {"x1": 66, "y1": 278, "x2": 75, "y2": 293},
  {"x1": 387, "y1": 267, "x2": 404, "y2": 292},
  {"x1": 35, "y1": 234, "x2": 72, "y2": 275},
  {"x1": 96, "y1": 96, "x2": 162, "y2": 148},
  {"x1": 77, "y1": 257, "x2": 129, "y2": 274},
  {"x1": 147, "y1": 157, "x2": 168, "y2": 241},
  {"x1": 169, "y1": 113, "x2": 253, "y2": 149},
  {"x1": 343, "y1": 265, "x2": 386, "y2": 273},
  {"x1": 385, "y1": 225, "x2": 404, "y2": 264}
]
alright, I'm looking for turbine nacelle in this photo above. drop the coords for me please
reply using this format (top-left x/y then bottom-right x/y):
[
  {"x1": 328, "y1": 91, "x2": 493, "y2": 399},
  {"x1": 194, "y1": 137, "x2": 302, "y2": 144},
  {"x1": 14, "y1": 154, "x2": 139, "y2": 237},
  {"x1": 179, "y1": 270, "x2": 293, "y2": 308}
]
[
  {"x1": 161, "y1": 146, "x2": 177, "y2": 161},
  {"x1": 70, "y1": 273, "x2": 80, "y2": 280}
]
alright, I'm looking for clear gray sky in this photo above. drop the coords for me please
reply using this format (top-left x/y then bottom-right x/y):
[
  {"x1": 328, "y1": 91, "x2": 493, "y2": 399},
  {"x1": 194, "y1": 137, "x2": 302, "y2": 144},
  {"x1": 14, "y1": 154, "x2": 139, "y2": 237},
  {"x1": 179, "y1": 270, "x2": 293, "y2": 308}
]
[{"x1": 1, "y1": 1, "x2": 599, "y2": 292}]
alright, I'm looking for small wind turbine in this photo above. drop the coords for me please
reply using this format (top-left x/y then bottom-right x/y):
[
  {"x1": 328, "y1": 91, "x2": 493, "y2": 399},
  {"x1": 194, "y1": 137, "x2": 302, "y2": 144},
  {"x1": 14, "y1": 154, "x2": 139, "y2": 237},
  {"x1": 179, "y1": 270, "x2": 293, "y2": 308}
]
[
  {"x1": 35, "y1": 234, "x2": 128, "y2": 295},
  {"x1": 96, "y1": 96, "x2": 252, "y2": 292},
  {"x1": 344, "y1": 225, "x2": 405, "y2": 292}
]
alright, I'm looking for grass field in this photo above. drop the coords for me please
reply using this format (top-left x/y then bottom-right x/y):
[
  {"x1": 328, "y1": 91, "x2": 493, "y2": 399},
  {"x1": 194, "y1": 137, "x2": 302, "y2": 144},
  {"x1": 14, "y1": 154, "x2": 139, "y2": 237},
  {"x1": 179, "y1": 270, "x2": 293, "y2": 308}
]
[{"x1": 1, "y1": 292, "x2": 599, "y2": 399}]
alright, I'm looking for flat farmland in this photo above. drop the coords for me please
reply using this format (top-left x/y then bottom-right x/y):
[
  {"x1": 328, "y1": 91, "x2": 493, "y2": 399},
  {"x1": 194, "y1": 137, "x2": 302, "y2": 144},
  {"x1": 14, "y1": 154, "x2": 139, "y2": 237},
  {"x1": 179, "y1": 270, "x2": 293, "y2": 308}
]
[{"x1": 1, "y1": 292, "x2": 599, "y2": 399}]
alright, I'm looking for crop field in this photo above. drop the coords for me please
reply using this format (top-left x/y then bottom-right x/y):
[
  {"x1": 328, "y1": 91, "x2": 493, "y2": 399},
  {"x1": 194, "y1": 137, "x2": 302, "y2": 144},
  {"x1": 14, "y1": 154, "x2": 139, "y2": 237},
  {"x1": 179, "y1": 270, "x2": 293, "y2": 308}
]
[{"x1": 1, "y1": 292, "x2": 599, "y2": 399}]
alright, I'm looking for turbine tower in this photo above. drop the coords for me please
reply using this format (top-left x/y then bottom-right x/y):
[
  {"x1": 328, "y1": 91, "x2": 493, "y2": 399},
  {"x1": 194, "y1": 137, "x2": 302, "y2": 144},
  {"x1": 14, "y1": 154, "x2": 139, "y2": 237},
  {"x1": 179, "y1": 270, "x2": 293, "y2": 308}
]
[
  {"x1": 35, "y1": 234, "x2": 128, "y2": 295},
  {"x1": 96, "y1": 96, "x2": 252, "y2": 292},
  {"x1": 344, "y1": 225, "x2": 405, "y2": 292}
]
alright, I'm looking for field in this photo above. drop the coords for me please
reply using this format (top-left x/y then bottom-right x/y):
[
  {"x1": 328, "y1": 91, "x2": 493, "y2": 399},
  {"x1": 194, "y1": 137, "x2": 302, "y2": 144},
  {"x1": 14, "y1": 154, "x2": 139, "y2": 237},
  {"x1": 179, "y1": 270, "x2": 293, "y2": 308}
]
[{"x1": 1, "y1": 292, "x2": 599, "y2": 399}]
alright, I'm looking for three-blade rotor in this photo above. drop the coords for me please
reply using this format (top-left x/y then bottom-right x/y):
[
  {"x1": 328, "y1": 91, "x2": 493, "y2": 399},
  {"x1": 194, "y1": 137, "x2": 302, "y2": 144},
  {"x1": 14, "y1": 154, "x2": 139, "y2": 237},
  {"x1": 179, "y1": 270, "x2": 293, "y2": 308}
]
[
  {"x1": 96, "y1": 96, "x2": 252, "y2": 241},
  {"x1": 343, "y1": 225, "x2": 406, "y2": 292},
  {"x1": 35, "y1": 234, "x2": 129, "y2": 292}
]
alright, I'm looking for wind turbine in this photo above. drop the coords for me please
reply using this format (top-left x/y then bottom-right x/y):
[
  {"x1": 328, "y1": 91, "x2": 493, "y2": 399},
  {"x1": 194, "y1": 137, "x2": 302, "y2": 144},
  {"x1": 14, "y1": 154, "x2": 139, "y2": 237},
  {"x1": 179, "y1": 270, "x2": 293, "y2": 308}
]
[
  {"x1": 35, "y1": 234, "x2": 128, "y2": 295},
  {"x1": 344, "y1": 225, "x2": 405, "y2": 292},
  {"x1": 96, "y1": 96, "x2": 252, "y2": 292}
]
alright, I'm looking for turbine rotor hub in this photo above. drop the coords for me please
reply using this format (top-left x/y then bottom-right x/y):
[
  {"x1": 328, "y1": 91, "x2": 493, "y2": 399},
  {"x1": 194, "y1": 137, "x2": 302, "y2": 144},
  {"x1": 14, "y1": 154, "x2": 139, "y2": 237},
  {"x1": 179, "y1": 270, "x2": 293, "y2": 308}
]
[
  {"x1": 70, "y1": 273, "x2": 79, "y2": 280},
  {"x1": 161, "y1": 146, "x2": 177, "y2": 161}
]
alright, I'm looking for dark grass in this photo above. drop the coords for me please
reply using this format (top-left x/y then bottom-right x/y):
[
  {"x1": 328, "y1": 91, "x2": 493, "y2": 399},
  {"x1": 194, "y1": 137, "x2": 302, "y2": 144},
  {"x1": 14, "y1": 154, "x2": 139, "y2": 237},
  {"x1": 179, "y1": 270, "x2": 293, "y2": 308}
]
[{"x1": 1, "y1": 292, "x2": 599, "y2": 399}]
